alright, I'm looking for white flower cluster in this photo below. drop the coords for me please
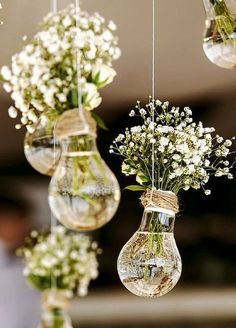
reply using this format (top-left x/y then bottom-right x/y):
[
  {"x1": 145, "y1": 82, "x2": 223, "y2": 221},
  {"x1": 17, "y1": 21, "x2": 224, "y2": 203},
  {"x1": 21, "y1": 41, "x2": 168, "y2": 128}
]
[
  {"x1": 1, "y1": 4, "x2": 121, "y2": 132},
  {"x1": 110, "y1": 98, "x2": 235, "y2": 195},
  {"x1": 19, "y1": 226, "x2": 100, "y2": 297}
]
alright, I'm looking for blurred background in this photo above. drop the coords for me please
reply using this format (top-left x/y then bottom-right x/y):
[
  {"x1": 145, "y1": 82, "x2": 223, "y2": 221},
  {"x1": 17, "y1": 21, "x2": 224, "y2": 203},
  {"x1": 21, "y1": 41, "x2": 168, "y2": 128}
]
[{"x1": 0, "y1": 0, "x2": 236, "y2": 327}]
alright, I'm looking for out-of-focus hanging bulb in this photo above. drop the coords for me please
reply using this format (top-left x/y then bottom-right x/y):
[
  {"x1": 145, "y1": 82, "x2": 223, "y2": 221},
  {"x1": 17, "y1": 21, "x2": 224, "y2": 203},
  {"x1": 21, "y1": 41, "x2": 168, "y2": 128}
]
[
  {"x1": 117, "y1": 189, "x2": 182, "y2": 298},
  {"x1": 48, "y1": 108, "x2": 120, "y2": 231},
  {"x1": 24, "y1": 113, "x2": 61, "y2": 176},
  {"x1": 202, "y1": 0, "x2": 236, "y2": 69}
]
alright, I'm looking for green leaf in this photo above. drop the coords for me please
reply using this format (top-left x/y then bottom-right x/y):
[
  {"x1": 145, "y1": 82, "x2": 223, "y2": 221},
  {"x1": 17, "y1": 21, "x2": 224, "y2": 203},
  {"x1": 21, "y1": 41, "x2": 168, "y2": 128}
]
[
  {"x1": 124, "y1": 185, "x2": 147, "y2": 191},
  {"x1": 136, "y1": 172, "x2": 150, "y2": 184},
  {"x1": 92, "y1": 112, "x2": 108, "y2": 131}
]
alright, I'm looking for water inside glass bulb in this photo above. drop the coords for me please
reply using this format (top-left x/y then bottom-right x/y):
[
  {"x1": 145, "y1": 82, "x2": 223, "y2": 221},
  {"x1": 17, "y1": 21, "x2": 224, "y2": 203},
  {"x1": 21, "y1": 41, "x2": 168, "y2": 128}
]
[
  {"x1": 49, "y1": 110, "x2": 120, "y2": 231},
  {"x1": 117, "y1": 209, "x2": 182, "y2": 298},
  {"x1": 202, "y1": 0, "x2": 236, "y2": 68},
  {"x1": 24, "y1": 115, "x2": 61, "y2": 176}
]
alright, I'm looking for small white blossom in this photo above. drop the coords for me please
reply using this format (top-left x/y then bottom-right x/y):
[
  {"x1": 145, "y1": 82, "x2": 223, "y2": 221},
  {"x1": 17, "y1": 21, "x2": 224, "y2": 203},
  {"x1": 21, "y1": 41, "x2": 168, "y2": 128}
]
[
  {"x1": 129, "y1": 110, "x2": 135, "y2": 117},
  {"x1": 8, "y1": 106, "x2": 18, "y2": 118}
]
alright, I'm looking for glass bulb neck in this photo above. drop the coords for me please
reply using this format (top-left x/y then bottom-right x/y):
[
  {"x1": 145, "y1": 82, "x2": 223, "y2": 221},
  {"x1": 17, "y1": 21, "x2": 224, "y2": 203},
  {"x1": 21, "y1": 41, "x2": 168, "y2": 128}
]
[
  {"x1": 139, "y1": 208, "x2": 175, "y2": 233},
  {"x1": 60, "y1": 134, "x2": 97, "y2": 154}
]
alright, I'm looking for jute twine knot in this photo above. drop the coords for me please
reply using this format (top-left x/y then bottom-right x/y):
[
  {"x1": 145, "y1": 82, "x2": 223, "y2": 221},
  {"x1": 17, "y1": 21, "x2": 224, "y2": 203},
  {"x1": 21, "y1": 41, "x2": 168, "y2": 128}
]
[
  {"x1": 140, "y1": 189, "x2": 179, "y2": 214},
  {"x1": 55, "y1": 108, "x2": 97, "y2": 139}
]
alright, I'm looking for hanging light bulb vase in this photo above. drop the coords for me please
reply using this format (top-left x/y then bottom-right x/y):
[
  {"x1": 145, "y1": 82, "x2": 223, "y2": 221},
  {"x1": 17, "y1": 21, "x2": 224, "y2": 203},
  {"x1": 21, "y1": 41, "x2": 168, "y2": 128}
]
[
  {"x1": 49, "y1": 108, "x2": 120, "y2": 231},
  {"x1": 39, "y1": 290, "x2": 73, "y2": 328},
  {"x1": 24, "y1": 113, "x2": 61, "y2": 176},
  {"x1": 118, "y1": 189, "x2": 182, "y2": 298},
  {"x1": 202, "y1": 0, "x2": 236, "y2": 68}
]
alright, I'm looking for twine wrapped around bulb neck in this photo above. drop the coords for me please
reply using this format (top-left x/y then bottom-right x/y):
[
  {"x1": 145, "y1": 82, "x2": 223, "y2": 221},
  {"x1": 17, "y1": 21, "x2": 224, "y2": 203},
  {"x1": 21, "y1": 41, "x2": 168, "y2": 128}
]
[
  {"x1": 140, "y1": 189, "x2": 179, "y2": 215},
  {"x1": 55, "y1": 108, "x2": 97, "y2": 140},
  {"x1": 42, "y1": 289, "x2": 71, "y2": 311}
]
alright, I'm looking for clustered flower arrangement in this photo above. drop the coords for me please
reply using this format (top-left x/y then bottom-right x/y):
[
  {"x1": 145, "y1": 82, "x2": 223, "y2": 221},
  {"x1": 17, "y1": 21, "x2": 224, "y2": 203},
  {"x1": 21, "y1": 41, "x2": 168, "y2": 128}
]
[
  {"x1": 111, "y1": 98, "x2": 235, "y2": 298},
  {"x1": 110, "y1": 98, "x2": 235, "y2": 195},
  {"x1": 0, "y1": 4, "x2": 121, "y2": 132},
  {"x1": 209, "y1": 0, "x2": 236, "y2": 41},
  {"x1": 17, "y1": 226, "x2": 100, "y2": 297}
]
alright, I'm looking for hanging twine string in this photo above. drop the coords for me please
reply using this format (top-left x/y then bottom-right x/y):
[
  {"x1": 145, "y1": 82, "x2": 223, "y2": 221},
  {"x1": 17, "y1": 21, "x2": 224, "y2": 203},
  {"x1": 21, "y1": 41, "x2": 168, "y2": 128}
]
[
  {"x1": 0, "y1": 3, "x2": 3, "y2": 25},
  {"x1": 51, "y1": 0, "x2": 57, "y2": 13},
  {"x1": 75, "y1": 0, "x2": 91, "y2": 134},
  {"x1": 152, "y1": 0, "x2": 155, "y2": 100},
  {"x1": 50, "y1": 0, "x2": 58, "y2": 297},
  {"x1": 145, "y1": 2, "x2": 179, "y2": 215},
  {"x1": 140, "y1": 189, "x2": 179, "y2": 214},
  {"x1": 151, "y1": 0, "x2": 156, "y2": 191}
]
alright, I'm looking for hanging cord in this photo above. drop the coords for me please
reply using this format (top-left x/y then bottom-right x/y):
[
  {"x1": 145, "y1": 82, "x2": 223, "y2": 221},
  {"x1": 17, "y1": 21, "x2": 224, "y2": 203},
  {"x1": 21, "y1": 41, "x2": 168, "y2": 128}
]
[
  {"x1": 152, "y1": 0, "x2": 155, "y2": 100},
  {"x1": 49, "y1": 0, "x2": 58, "y2": 299},
  {"x1": 0, "y1": 3, "x2": 3, "y2": 25},
  {"x1": 51, "y1": 0, "x2": 57, "y2": 13},
  {"x1": 151, "y1": 0, "x2": 156, "y2": 192},
  {"x1": 75, "y1": 0, "x2": 90, "y2": 133}
]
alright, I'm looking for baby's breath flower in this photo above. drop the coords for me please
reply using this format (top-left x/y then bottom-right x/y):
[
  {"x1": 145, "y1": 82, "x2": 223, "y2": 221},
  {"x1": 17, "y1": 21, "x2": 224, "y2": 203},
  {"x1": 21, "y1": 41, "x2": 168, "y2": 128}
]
[
  {"x1": 18, "y1": 226, "x2": 100, "y2": 297},
  {"x1": 111, "y1": 98, "x2": 235, "y2": 195},
  {"x1": 129, "y1": 110, "x2": 135, "y2": 117},
  {"x1": 1, "y1": 4, "x2": 121, "y2": 129}
]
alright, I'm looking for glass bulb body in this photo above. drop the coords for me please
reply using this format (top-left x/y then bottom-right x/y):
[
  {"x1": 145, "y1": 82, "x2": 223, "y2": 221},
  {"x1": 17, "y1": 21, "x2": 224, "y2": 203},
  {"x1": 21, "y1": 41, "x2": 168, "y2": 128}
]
[
  {"x1": 39, "y1": 290, "x2": 73, "y2": 328},
  {"x1": 49, "y1": 133, "x2": 120, "y2": 231},
  {"x1": 202, "y1": 0, "x2": 236, "y2": 68},
  {"x1": 118, "y1": 208, "x2": 182, "y2": 298},
  {"x1": 24, "y1": 114, "x2": 61, "y2": 176}
]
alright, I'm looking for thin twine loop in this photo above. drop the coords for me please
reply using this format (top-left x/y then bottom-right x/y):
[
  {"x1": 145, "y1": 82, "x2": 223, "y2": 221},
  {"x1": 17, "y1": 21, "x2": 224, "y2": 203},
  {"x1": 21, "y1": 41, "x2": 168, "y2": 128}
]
[
  {"x1": 75, "y1": 0, "x2": 90, "y2": 134},
  {"x1": 50, "y1": 0, "x2": 58, "y2": 296},
  {"x1": 51, "y1": 0, "x2": 57, "y2": 13},
  {"x1": 151, "y1": 0, "x2": 156, "y2": 191},
  {"x1": 140, "y1": 189, "x2": 179, "y2": 215},
  {"x1": 0, "y1": 3, "x2": 3, "y2": 25}
]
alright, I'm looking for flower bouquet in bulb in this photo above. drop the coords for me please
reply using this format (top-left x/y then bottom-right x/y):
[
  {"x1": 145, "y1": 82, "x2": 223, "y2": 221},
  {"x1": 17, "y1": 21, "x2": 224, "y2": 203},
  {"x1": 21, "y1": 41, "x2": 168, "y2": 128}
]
[
  {"x1": 17, "y1": 226, "x2": 100, "y2": 328},
  {"x1": 0, "y1": 4, "x2": 121, "y2": 175},
  {"x1": 110, "y1": 98, "x2": 235, "y2": 298},
  {"x1": 203, "y1": 0, "x2": 236, "y2": 68},
  {"x1": 48, "y1": 108, "x2": 121, "y2": 232}
]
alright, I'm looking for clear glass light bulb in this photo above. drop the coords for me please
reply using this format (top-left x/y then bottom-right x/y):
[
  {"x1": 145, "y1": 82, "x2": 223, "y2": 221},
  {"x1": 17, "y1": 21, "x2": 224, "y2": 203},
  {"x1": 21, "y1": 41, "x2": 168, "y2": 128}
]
[
  {"x1": 117, "y1": 208, "x2": 182, "y2": 298},
  {"x1": 49, "y1": 109, "x2": 120, "y2": 231},
  {"x1": 24, "y1": 114, "x2": 61, "y2": 176},
  {"x1": 202, "y1": 0, "x2": 236, "y2": 69}
]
